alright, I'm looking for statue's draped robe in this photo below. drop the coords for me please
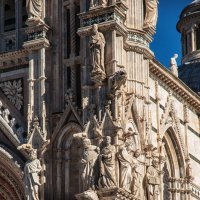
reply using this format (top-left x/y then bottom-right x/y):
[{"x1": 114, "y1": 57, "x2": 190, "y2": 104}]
[
  {"x1": 118, "y1": 147, "x2": 134, "y2": 192},
  {"x1": 146, "y1": 166, "x2": 160, "y2": 200},
  {"x1": 90, "y1": 32, "x2": 105, "y2": 77},
  {"x1": 144, "y1": 0, "x2": 158, "y2": 28},
  {"x1": 26, "y1": 0, "x2": 42, "y2": 19},
  {"x1": 80, "y1": 146, "x2": 99, "y2": 191},
  {"x1": 99, "y1": 145, "x2": 116, "y2": 188},
  {"x1": 24, "y1": 159, "x2": 41, "y2": 200}
]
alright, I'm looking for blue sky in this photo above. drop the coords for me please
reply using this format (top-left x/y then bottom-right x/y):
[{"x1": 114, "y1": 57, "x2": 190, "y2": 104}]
[{"x1": 151, "y1": 0, "x2": 192, "y2": 67}]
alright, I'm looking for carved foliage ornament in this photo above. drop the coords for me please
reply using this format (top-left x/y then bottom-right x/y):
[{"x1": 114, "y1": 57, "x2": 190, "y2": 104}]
[{"x1": 0, "y1": 79, "x2": 23, "y2": 111}]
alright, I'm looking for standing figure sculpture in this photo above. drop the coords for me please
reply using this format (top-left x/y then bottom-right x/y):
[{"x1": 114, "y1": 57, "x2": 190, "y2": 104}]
[
  {"x1": 89, "y1": 24, "x2": 106, "y2": 86},
  {"x1": 170, "y1": 54, "x2": 179, "y2": 77},
  {"x1": 90, "y1": 0, "x2": 108, "y2": 8},
  {"x1": 117, "y1": 142, "x2": 135, "y2": 193},
  {"x1": 146, "y1": 159, "x2": 160, "y2": 200},
  {"x1": 99, "y1": 136, "x2": 116, "y2": 188},
  {"x1": 80, "y1": 138, "x2": 100, "y2": 191},
  {"x1": 23, "y1": 146, "x2": 42, "y2": 200},
  {"x1": 26, "y1": 0, "x2": 42, "y2": 21},
  {"x1": 131, "y1": 150, "x2": 142, "y2": 198},
  {"x1": 144, "y1": 0, "x2": 159, "y2": 29}
]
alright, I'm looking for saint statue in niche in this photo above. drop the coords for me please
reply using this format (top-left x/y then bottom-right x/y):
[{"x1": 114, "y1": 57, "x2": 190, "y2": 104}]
[
  {"x1": 26, "y1": 0, "x2": 42, "y2": 21},
  {"x1": 89, "y1": 24, "x2": 106, "y2": 85},
  {"x1": 145, "y1": 158, "x2": 160, "y2": 200},
  {"x1": 80, "y1": 138, "x2": 100, "y2": 191},
  {"x1": 144, "y1": 0, "x2": 159, "y2": 29},
  {"x1": 98, "y1": 136, "x2": 116, "y2": 188}
]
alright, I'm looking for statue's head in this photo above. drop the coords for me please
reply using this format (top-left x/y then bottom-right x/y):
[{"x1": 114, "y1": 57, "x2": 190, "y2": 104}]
[
  {"x1": 152, "y1": 158, "x2": 159, "y2": 168},
  {"x1": 134, "y1": 149, "x2": 140, "y2": 158},
  {"x1": 92, "y1": 24, "x2": 98, "y2": 34},
  {"x1": 174, "y1": 54, "x2": 178, "y2": 59},
  {"x1": 105, "y1": 136, "x2": 111, "y2": 145},
  {"x1": 30, "y1": 149, "x2": 37, "y2": 161},
  {"x1": 83, "y1": 138, "x2": 91, "y2": 147}
]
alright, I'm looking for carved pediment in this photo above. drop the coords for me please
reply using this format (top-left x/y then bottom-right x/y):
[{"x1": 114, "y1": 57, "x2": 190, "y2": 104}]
[{"x1": 160, "y1": 94, "x2": 185, "y2": 154}]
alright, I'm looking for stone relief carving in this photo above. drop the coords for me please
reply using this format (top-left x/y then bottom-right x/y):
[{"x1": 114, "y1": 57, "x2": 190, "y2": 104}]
[
  {"x1": 0, "y1": 100, "x2": 25, "y2": 142},
  {"x1": 18, "y1": 144, "x2": 42, "y2": 200},
  {"x1": 144, "y1": 0, "x2": 159, "y2": 29},
  {"x1": 98, "y1": 136, "x2": 116, "y2": 188},
  {"x1": 90, "y1": 0, "x2": 108, "y2": 9},
  {"x1": 26, "y1": 0, "x2": 42, "y2": 23},
  {"x1": 170, "y1": 54, "x2": 179, "y2": 77},
  {"x1": 89, "y1": 24, "x2": 106, "y2": 86},
  {"x1": 0, "y1": 79, "x2": 23, "y2": 111},
  {"x1": 145, "y1": 158, "x2": 160, "y2": 200},
  {"x1": 80, "y1": 137, "x2": 100, "y2": 191}
]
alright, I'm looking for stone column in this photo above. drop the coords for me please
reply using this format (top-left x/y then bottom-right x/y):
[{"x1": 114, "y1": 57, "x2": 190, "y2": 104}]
[
  {"x1": 38, "y1": 48, "x2": 47, "y2": 135},
  {"x1": 191, "y1": 27, "x2": 195, "y2": 52},
  {"x1": 27, "y1": 51, "x2": 35, "y2": 133}
]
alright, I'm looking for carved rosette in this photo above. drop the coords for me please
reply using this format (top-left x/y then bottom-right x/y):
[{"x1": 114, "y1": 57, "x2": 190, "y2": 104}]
[{"x1": 0, "y1": 79, "x2": 23, "y2": 111}]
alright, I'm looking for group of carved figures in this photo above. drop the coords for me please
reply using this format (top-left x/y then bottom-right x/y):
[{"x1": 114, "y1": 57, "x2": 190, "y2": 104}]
[{"x1": 79, "y1": 132, "x2": 160, "y2": 199}]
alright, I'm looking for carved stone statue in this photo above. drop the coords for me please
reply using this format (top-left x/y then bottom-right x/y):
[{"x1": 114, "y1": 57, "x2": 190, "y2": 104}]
[
  {"x1": 117, "y1": 142, "x2": 135, "y2": 193},
  {"x1": 80, "y1": 138, "x2": 100, "y2": 191},
  {"x1": 144, "y1": 0, "x2": 159, "y2": 29},
  {"x1": 2, "y1": 108, "x2": 10, "y2": 123},
  {"x1": 76, "y1": 190, "x2": 99, "y2": 200},
  {"x1": 131, "y1": 150, "x2": 142, "y2": 198},
  {"x1": 26, "y1": 0, "x2": 42, "y2": 21},
  {"x1": 90, "y1": 0, "x2": 108, "y2": 8},
  {"x1": 98, "y1": 136, "x2": 116, "y2": 188},
  {"x1": 89, "y1": 24, "x2": 106, "y2": 85},
  {"x1": 170, "y1": 54, "x2": 179, "y2": 77},
  {"x1": 23, "y1": 145, "x2": 42, "y2": 200},
  {"x1": 146, "y1": 159, "x2": 160, "y2": 200},
  {"x1": 109, "y1": 70, "x2": 127, "y2": 99}
]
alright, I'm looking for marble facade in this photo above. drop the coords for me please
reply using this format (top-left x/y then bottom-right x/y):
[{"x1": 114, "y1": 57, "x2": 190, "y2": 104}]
[{"x1": 0, "y1": 0, "x2": 200, "y2": 200}]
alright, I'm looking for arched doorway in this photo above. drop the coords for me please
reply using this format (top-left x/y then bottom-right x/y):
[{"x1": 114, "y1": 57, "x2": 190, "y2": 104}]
[
  {"x1": 162, "y1": 127, "x2": 185, "y2": 200},
  {"x1": 0, "y1": 147, "x2": 25, "y2": 200},
  {"x1": 52, "y1": 123, "x2": 82, "y2": 200}
]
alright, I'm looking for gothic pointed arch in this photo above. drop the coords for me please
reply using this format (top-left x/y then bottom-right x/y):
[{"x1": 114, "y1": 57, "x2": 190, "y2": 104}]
[
  {"x1": 160, "y1": 94, "x2": 185, "y2": 156},
  {"x1": 0, "y1": 145, "x2": 25, "y2": 200},
  {"x1": 52, "y1": 122, "x2": 83, "y2": 200},
  {"x1": 162, "y1": 127, "x2": 186, "y2": 200}
]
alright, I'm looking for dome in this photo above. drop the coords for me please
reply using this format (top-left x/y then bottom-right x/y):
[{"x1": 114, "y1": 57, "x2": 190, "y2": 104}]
[
  {"x1": 177, "y1": 1, "x2": 200, "y2": 95},
  {"x1": 179, "y1": 62, "x2": 200, "y2": 94},
  {"x1": 178, "y1": 0, "x2": 200, "y2": 20}
]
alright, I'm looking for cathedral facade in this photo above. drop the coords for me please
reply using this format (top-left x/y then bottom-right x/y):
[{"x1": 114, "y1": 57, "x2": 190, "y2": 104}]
[{"x1": 0, "y1": 0, "x2": 200, "y2": 200}]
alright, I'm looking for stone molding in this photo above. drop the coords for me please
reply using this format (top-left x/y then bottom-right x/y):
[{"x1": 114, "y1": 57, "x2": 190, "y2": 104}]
[
  {"x1": 150, "y1": 59, "x2": 200, "y2": 112},
  {"x1": 0, "y1": 49, "x2": 28, "y2": 69}
]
